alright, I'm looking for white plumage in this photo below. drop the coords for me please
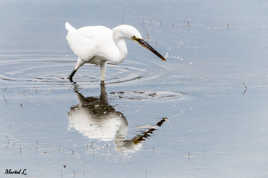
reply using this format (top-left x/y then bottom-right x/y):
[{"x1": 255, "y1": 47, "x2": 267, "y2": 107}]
[{"x1": 65, "y1": 22, "x2": 166, "y2": 82}]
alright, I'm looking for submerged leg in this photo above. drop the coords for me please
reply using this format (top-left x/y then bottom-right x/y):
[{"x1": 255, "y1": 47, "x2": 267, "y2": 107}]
[
  {"x1": 100, "y1": 62, "x2": 107, "y2": 82},
  {"x1": 68, "y1": 58, "x2": 84, "y2": 82},
  {"x1": 100, "y1": 81, "x2": 108, "y2": 105}
]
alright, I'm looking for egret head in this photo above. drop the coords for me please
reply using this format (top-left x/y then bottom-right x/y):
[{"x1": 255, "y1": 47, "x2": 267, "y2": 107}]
[
  {"x1": 113, "y1": 25, "x2": 142, "y2": 39},
  {"x1": 113, "y1": 25, "x2": 166, "y2": 61}
]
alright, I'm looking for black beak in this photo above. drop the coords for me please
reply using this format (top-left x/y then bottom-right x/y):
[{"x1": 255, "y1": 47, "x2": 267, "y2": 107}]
[{"x1": 133, "y1": 37, "x2": 166, "y2": 61}]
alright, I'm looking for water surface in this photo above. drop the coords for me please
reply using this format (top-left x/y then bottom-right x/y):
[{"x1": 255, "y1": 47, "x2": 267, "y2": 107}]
[{"x1": 0, "y1": 0, "x2": 268, "y2": 178}]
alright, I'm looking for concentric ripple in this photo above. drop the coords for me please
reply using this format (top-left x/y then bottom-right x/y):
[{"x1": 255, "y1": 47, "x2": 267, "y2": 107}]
[
  {"x1": 0, "y1": 53, "x2": 166, "y2": 90},
  {"x1": 0, "y1": 52, "x2": 187, "y2": 101},
  {"x1": 0, "y1": 54, "x2": 146, "y2": 88}
]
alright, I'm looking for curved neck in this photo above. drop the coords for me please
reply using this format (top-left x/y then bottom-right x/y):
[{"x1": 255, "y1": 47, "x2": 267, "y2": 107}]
[{"x1": 112, "y1": 30, "x2": 128, "y2": 63}]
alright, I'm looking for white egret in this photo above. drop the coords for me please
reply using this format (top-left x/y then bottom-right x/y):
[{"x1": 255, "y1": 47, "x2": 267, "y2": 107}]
[{"x1": 65, "y1": 22, "x2": 166, "y2": 82}]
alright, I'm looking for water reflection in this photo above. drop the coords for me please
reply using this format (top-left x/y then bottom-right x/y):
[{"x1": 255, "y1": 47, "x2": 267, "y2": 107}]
[{"x1": 68, "y1": 82, "x2": 167, "y2": 153}]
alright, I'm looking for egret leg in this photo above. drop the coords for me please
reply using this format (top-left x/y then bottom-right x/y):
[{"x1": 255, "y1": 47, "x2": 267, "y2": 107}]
[
  {"x1": 68, "y1": 58, "x2": 84, "y2": 82},
  {"x1": 100, "y1": 62, "x2": 107, "y2": 82},
  {"x1": 100, "y1": 81, "x2": 108, "y2": 105}
]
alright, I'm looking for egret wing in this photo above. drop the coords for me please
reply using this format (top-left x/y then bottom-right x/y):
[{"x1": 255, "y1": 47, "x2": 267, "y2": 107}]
[
  {"x1": 66, "y1": 30, "x2": 97, "y2": 60},
  {"x1": 77, "y1": 26, "x2": 117, "y2": 61}
]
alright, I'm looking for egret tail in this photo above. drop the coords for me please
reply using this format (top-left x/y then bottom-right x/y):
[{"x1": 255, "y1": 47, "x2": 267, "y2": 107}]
[{"x1": 65, "y1": 22, "x2": 76, "y2": 32}]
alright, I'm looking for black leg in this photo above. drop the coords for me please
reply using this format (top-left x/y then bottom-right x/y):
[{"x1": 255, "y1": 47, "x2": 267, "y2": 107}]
[
  {"x1": 68, "y1": 69, "x2": 77, "y2": 82},
  {"x1": 100, "y1": 81, "x2": 108, "y2": 105}
]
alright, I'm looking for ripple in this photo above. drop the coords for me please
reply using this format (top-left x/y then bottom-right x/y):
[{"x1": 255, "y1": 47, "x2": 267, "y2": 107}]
[
  {"x1": 109, "y1": 90, "x2": 186, "y2": 101},
  {"x1": 0, "y1": 53, "x2": 166, "y2": 89}
]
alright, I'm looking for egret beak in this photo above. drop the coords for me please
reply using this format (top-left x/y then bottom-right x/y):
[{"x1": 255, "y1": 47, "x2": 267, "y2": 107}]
[{"x1": 132, "y1": 37, "x2": 166, "y2": 61}]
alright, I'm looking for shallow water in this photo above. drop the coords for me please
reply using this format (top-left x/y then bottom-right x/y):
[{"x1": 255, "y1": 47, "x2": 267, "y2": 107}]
[{"x1": 1, "y1": 0, "x2": 268, "y2": 178}]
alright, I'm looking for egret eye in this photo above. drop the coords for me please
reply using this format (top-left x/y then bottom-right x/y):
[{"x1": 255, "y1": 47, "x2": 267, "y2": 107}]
[{"x1": 132, "y1": 36, "x2": 138, "y2": 40}]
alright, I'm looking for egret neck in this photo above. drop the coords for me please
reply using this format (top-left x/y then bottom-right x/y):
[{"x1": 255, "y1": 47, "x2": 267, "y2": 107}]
[{"x1": 111, "y1": 27, "x2": 129, "y2": 64}]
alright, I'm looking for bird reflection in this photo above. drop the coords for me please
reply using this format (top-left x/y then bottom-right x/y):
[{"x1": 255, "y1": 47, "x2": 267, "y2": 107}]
[{"x1": 68, "y1": 82, "x2": 167, "y2": 153}]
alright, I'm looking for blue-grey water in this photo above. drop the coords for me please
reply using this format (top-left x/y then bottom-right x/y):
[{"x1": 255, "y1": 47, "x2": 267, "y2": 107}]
[{"x1": 0, "y1": 0, "x2": 268, "y2": 178}]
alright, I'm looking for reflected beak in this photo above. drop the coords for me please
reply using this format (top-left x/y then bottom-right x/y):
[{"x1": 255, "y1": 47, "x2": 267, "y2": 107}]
[{"x1": 133, "y1": 37, "x2": 166, "y2": 61}]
